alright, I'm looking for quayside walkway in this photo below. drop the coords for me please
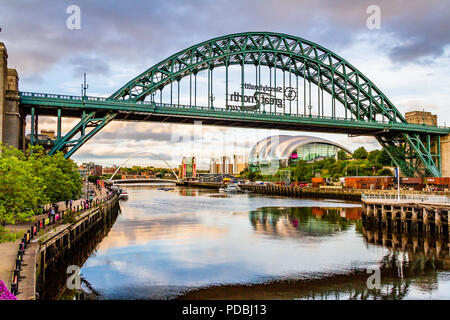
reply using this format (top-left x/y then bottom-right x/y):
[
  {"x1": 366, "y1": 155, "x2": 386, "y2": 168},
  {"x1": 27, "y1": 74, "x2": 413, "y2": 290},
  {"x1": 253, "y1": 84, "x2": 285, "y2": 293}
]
[
  {"x1": 362, "y1": 193, "x2": 450, "y2": 206},
  {"x1": 0, "y1": 183, "x2": 108, "y2": 296}
]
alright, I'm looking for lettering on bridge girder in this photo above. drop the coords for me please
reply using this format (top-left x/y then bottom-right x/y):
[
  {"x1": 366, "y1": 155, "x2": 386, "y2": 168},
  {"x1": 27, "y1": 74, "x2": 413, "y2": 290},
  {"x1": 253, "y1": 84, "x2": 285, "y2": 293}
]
[{"x1": 226, "y1": 82, "x2": 298, "y2": 112}]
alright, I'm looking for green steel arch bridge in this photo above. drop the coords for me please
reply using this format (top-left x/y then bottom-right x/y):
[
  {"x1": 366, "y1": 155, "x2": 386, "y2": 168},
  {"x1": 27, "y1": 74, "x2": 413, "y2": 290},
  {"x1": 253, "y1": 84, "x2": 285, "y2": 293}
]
[{"x1": 19, "y1": 32, "x2": 450, "y2": 177}]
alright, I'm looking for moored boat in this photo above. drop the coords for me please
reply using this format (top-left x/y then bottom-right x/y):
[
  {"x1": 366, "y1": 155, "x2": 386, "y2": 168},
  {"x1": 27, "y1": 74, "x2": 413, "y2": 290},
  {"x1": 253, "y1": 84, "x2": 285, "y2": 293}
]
[{"x1": 119, "y1": 191, "x2": 128, "y2": 200}]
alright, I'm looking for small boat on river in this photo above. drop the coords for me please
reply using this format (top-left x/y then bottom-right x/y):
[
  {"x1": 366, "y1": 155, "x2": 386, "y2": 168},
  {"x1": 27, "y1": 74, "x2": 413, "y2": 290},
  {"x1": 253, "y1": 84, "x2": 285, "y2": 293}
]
[
  {"x1": 219, "y1": 185, "x2": 240, "y2": 193},
  {"x1": 119, "y1": 191, "x2": 128, "y2": 200}
]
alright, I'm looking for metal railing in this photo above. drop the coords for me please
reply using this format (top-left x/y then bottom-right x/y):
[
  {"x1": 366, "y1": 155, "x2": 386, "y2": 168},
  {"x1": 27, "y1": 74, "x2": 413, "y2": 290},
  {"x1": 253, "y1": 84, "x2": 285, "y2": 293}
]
[
  {"x1": 362, "y1": 193, "x2": 450, "y2": 204},
  {"x1": 18, "y1": 92, "x2": 450, "y2": 130}
]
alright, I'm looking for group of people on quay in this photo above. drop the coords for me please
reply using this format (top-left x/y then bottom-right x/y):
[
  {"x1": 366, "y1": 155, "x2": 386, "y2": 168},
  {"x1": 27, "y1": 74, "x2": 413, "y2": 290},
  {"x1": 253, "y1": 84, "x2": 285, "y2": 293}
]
[{"x1": 40, "y1": 180, "x2": 108, "y2": 219}]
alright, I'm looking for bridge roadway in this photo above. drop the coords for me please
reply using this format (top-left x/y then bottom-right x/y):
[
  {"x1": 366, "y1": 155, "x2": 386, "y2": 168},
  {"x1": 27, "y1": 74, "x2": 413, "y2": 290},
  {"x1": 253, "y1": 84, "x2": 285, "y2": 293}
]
[{"x1": 18, "y1": 92, "x2": 450, "y2": 136}]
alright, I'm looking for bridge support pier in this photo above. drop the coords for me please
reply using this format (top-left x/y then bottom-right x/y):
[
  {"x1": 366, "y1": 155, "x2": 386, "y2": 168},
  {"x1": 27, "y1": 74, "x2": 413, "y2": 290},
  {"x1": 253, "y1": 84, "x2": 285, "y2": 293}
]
[
  {"x1": 0, "y1": 43, "x2": 25, "y2": 151},
  {"x1": 362, "y1": 201, "x2": 450, "y2": 239}
]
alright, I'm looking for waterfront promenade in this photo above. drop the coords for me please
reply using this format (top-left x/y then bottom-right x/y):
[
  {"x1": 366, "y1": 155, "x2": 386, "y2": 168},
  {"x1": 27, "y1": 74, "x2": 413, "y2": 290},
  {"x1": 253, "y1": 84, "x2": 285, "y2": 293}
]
[
  {"x1": 237, "y1": 184, "x2": 450, "y2": 201},
  {"x1": 0, "y1": 183, "x2": 108, "y2": 292}
]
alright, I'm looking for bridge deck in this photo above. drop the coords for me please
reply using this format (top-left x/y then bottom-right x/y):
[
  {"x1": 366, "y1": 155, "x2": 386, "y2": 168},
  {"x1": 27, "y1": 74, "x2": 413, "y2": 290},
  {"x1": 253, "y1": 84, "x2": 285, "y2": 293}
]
[{"x1": 19, "y1": 92, "x2": 450, "y2": 136}]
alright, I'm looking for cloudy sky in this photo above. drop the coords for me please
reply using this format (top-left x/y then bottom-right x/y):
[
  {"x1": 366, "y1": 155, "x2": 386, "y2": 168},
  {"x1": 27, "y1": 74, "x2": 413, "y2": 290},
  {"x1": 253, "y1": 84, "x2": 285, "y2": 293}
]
[{"x1": 1, "y1": 0, "x2": 449, "y2": 169}]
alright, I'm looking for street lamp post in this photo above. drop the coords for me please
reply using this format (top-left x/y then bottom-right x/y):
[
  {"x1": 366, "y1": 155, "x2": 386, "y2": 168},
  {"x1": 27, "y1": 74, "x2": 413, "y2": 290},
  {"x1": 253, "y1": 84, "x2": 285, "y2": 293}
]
[{"x1": 210, "y1": 94, "x2": 215, "y2": 109}]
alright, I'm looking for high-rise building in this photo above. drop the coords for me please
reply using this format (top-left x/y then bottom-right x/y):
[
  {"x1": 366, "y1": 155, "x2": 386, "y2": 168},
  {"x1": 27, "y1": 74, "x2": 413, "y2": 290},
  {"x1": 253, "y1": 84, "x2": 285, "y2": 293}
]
[
  {"x1": 209, "y1": 155, "x2": 248, "y2": 175},
  {"x1": 232, "y1": 155, "x2": 248, "y2": 174}
]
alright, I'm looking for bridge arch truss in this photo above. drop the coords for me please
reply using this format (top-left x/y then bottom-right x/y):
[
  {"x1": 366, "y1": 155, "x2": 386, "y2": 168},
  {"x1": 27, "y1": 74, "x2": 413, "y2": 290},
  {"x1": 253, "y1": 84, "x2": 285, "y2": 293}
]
[{"x1": 21, "y1": 32, "x2": 449, "y2": 177}]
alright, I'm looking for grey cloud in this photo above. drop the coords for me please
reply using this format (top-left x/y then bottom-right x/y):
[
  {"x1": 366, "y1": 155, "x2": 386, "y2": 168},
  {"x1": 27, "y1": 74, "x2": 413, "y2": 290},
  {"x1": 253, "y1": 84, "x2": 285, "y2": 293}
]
[
  {"x1": 68, "y1": 55, "x2": 111, "y2": 77},
  {"x1": 74, "y1": 149, "x2": 173, "y2": 161},
  {"x1": 1, "y1": 0, "x2": 448, "y2": 89},
  {"x1": 3, "y1": 0, "x2": 447, "y2": 80},
  {"x1": 95, "y1": 122, "x2": 196, "y2": 142},
  {"x1": 383, "y1": 1, "x2": 450, "y2": 63},
  {"x1": 95, "y1": 127, "x2": 174, "y2": 142}
]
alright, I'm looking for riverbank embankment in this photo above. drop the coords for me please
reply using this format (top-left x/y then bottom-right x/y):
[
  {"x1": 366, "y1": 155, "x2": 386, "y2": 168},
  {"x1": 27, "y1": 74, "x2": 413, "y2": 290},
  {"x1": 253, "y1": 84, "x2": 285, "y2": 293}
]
[{"x1": 7, "y1": 190, "x2": 119, "y2": 300}]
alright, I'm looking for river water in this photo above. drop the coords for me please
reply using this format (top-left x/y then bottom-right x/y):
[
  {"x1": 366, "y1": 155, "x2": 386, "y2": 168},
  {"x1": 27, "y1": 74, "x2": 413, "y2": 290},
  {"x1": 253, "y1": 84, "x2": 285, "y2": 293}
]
[{"x1": 64, "y1": 184, "x2": 450, "y2": 300}]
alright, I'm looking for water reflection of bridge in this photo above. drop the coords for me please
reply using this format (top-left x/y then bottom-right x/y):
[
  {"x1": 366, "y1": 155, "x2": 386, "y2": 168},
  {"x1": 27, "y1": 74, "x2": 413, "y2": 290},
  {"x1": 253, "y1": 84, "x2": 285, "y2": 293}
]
[{"x1": 248, "y1": 206, "x2": 362, "y2": 237}]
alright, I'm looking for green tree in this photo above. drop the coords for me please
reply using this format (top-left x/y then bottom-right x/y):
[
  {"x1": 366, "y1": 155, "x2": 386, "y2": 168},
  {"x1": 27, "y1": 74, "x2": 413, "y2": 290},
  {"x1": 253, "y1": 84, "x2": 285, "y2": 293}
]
[
  {"x1": 353, "y1": 146, "x2": 368, "y2": 159},
  {"x1": 376, "y1": 149, "x2": 392, "y2": 166},
  {"x1": 88, "y1": 175, "x2": 101, "y2": 183},
  {"x1": 337, "y1": 149, "x2": 348, "y2": 160},
  {"x1": 247, "y1": 170, "x2": 262, "y2": 181},
  {"x1": 0, "y1": 145, "x2": 46, "y2": 226},
  {"x1": 368, "y1": 150, "x2": 381, "y2": 163},
  {"x1": 293, "y1": 160, "x2": 311, "y2": 182},
  {"x1": 0, "y1": 144, "x2": 82, "y2": 234},
  {"x1": 377, "y1": 168, "x2": 393, "y2": 176},
  {"x1": 31, "y1": 151, "x2": 83, "y2": 204}
]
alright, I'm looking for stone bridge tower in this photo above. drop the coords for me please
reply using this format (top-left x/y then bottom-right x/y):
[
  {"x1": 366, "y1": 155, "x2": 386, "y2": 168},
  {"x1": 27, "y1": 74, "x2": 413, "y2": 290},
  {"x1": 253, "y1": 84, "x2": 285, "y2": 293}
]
[
  {"x1": 441, "y1": 135, "x2": 450, "y2": 176},
  {"x1": 0, "y1": 42, "x2": 25, "y2": 151},
  {"x1": 405, "y1": 111, "x2": 450, "y2": 177}
]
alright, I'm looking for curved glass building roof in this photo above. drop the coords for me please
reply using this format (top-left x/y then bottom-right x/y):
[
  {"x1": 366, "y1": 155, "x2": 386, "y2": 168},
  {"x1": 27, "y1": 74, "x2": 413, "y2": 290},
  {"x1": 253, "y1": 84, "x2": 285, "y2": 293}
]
[{"x1": 249, "y1": 135, "x2": 352, "y2": 164}]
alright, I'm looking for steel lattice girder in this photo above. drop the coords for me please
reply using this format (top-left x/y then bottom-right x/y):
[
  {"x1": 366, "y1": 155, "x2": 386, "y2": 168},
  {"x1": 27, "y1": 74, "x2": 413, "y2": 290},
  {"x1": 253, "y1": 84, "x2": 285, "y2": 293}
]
[
  {"x1": 48, "y1": 111, "x2": 117, "y2": 158},
  {"x1": 107, "y1": 32, "x2": 446, "y2": 177},
  {"x1": 376, "y1": 133, "x2": 441, "y2": 177},
  {"x1": 23, "y1": 32, "x2": 448, "y2": 176},
  {"x1": 110, "y1": 32, "x2": 404, "y2": 123},
  {"x1": 376, "y1": 135, "x2": 413, "y2": 176}
]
